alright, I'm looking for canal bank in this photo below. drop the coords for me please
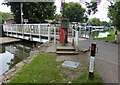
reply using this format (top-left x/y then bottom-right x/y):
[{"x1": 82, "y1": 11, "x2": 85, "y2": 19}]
[
  {"x1": 0, "y1": 42, "x2": 52, "y2": 83},
  {"x1": 0, "y1": 40, "x2": 42, "y2": 84},
  {"x1": 1, "y1": 41, "x2": 103, "y2": 84}
]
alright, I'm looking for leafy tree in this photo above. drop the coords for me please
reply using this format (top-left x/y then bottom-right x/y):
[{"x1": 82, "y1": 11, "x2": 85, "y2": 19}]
[
  {"x1": 62, "y1": 2, "x2": 85, "y2": 22},
  {"x1": 101, "y1": 21, "x2": 108, "y2": 26},
  {"x1": 88, "y1": 17, "x2": 101, "y2": 26},
  {"x1": 54, "y1": 14, "x2": 60, "y2": 21},
  {"x1": 85, "y1": 2, "x2": 98, "y2": 15},
  {"x1": 108, "y1": 1, "x2": 120, "y2": 31},
  {"x1": 101, "y1": 21, "x2": 111, "y2": 27},
  {"x1": 0, "y1": 12, "x2": 12, "y2": 24},
  {"x1": 3, "y1": 2, "x2": 56, "y2": 24}
]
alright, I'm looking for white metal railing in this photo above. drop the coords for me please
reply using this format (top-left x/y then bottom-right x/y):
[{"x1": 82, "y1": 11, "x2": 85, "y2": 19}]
[{"x1": 3, "y1": 24, "x2": 74, "y2": 43}]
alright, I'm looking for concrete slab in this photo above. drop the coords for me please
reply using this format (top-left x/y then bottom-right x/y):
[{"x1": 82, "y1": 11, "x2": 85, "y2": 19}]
[
  {"x1": 62, "y1": 61, "x2": 79, "y2": 68},
  {"x1": 0, "y1": 37, "x2": 21, "y2": 44},
  {"x1": 56, "y1": 51, "x2": 79, "y2": 55},
  {"x1": 45, "y1": 43, "x2": 56, "y2": 53}
]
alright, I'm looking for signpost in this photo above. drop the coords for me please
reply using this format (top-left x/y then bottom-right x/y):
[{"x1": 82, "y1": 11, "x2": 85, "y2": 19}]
[{"x1": 24, "y1": 19, "x2": 28, "y2": 24}]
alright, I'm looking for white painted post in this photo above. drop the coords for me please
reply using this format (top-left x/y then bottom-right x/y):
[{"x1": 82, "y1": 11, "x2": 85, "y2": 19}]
[
  {"x1": 7, "y1": 25, "x2": 8, "y2": 36},
  {"x1": 72, "y1": 26, "x2": 75, "y2": 46},
  {"x1": 22, "y1": 24, "x2": 24, "y2": 39},
  {"x1": 39, "y1": 24, "x2": 41, "y2": 42},
  {"x1": 48, "y1": 25, "x2": 50, "y2": 42},
  {"x1": 11, "y1": 24, "x2": 12, "y2": 37},
  {"x1": 75, "y1": 30, "x2": 79, "y2": 51},
  {"x1": 17, "y1": 25, "x2": 19, "y2": 37},
  {"x1": 79, "y1": 26, "x2": 81, "y2": 37},
  {"x1": 16, "y1": 24, "x2": 17, "y2": 37},
  {"x1": 85, "y1": 26, "x2": 87, "y2": 38},
  {"x1": 54, "y1": 24, "x2": 56, "y2": 44},
  {"x1": 30, "y1": 25, "x2": 32, "y2": 41}
]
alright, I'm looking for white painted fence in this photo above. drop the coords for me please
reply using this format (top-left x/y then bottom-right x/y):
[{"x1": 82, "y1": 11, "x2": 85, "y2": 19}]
[{"x1": 3, "y1": 24, "x2": 74, "y2": 43}]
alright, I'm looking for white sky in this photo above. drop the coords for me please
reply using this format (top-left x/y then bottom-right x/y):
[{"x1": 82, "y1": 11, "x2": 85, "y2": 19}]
[{"x1": 0, "y1": 0, "x2": 110, "y2": 21}]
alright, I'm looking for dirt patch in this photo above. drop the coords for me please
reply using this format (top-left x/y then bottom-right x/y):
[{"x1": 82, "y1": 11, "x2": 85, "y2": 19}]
[{"x1": 56, "y1": 51, "x2": 90, "y2": 82}]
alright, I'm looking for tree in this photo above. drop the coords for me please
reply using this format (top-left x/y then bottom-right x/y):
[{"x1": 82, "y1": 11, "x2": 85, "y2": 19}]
[
  {"x1": 85, "y1": 2, "x2": 98, "y2": 15},
  {"x1": 3, "y1": 2, "x2": 56, "y2": 24},
  {"x1": 62, "y1": 2, "x2": 85, "y2": 22},
  {"x1": 108, "y1": 1, "x2": 120, "y2": 31},
  {"x1": 88, "y1": 18, "x2": 101, "y2": 26},
  {"x1": 0, "y1": 12, "x2": 12, "y2": 24},
  {"x1": 101, "y1": 21, "x2": 111, "y2": 26},
  {"x1": 54, "y1": 14, "x2": 60, "y2": 21}
]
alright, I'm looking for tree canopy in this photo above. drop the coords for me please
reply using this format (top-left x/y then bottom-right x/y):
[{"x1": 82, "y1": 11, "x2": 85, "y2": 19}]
[
  {"x1": 88, "y1": 18, "x2": 101, "y2": 26},
  {"x1": 108, "y1": 1, "x2": 120, "y2": 31},
  {"x1": 85, "y1": 2, "x2": 98, "y2": 15},
  {"x1": 62, "y1": 2, "x2": 86, "y2": 22},
  {"x1": 0, "y1": 12, "x2": 12, "y2": 24},
  {"x1": 4, "y1": 2, "x2": 56, "y2": 24}
]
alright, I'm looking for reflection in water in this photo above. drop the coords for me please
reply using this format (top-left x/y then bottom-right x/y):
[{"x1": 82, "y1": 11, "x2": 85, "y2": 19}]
[
  {"x1": 80, "y1": 30, "x2": 111, "y2": 38},
  {"x1": 0, "y1": 51, "x2": 14, "y2": 74},
  {"x1": 0, "y1": 41, "x2": 37, "y2": 75}
]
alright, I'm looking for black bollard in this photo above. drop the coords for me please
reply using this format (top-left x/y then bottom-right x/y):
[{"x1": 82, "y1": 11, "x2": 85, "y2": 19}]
[{"x1": 89, "y1": 42, "x2": 96, "y2": 80}]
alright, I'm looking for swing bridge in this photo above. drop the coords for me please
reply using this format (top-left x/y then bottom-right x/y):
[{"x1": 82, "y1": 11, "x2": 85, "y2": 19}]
[{"x1": 3, "y1": 24, "x2": 75, "y2": 43}]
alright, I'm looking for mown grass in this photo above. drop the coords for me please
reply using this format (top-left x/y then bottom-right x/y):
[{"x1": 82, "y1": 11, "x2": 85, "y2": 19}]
[
  {"x1": 8, "y1": 53, "x2": 103, "y2": 84},
  {"x1": 72, "y1": 67, "x2": 103, "y2": 84},
  {"x1": 9, "y1": 53, "x2": 67, "y2": 83},
  {"x1": 94, "y1": 30, "x2": 115, "y2": 40}
]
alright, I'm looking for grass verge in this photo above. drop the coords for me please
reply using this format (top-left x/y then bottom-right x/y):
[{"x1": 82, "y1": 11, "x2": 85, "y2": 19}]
[
  {"x1": 72, "y1": 66, "x2": 103, "y2": 84},
  {"x1": 8, "y1": 53, "x2": 103, "y2": 84},
  {"x1": 9, "y1": 53, "x2": 67, "y2": 83}
]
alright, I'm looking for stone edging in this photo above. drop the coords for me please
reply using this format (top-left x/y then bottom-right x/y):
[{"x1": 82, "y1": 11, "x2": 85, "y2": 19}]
[{"x1": 0, "y1": 42, "x2": 49, "y2": 84}]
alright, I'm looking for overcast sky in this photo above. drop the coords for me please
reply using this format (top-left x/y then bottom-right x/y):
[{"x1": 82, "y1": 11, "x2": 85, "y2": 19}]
[{"x1": 0, "y1": 0, "x2": 110, "y2": 21}]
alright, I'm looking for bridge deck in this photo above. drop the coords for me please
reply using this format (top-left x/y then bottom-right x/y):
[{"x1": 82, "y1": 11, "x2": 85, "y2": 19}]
[{"x1": 0, "y1": 37, "x2": 21, "y2": 44}]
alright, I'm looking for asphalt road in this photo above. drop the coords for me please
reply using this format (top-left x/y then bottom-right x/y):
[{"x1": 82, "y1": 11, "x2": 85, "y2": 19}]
[
  {"x1": 78, "y1": 39, "x2": 118, "y2": 65},
  {"x1": 78, "y1": 38, "x2": 119, "y2": 83}
]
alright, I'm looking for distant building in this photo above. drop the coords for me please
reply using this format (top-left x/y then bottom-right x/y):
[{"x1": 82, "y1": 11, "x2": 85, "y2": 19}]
[{"x1": 4, "y1": 16, "x2": 15, "y2": 24}]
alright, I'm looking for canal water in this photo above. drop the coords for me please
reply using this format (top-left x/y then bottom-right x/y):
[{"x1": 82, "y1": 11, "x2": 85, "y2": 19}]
[
  {"x1": 0, "y1": 41, "x2": 39, "y2": 75},
  {"x1": 80, "y1": 30, "x2": 111, "y2": 38},
  {"x1": 0, "y1": 29, "x2": 112, "y2": 75}
]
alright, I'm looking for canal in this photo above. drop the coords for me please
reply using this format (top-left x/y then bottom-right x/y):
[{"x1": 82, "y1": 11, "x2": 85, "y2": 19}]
[
  {"x1": 0, "y1": 29, "x2": 113, "y2": 75},
  {"x1": 80, "y1": 29, "x2": 112, "y2": 38},
  {"x1": 0, "y1": 40, "x2": 40, "y2": 75}
]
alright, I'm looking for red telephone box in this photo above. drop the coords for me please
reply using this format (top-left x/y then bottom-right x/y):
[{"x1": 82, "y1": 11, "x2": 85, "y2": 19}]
[{"x1": 60, "y1": 18, "x2": 69, "y2": 43}]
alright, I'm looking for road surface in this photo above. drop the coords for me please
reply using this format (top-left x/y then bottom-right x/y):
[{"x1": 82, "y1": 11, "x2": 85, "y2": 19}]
[{"x1": 78, "y1": 38, "x2": 119, "y2": 83}]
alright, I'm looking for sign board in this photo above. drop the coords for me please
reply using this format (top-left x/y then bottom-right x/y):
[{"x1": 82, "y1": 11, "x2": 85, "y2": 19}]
[
  {"x1": 24, "y1": 19, "x2": 28, "y2": 22},
  {"x1": 61, "y1": 18, "x2": 69, "y2": 28}
]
